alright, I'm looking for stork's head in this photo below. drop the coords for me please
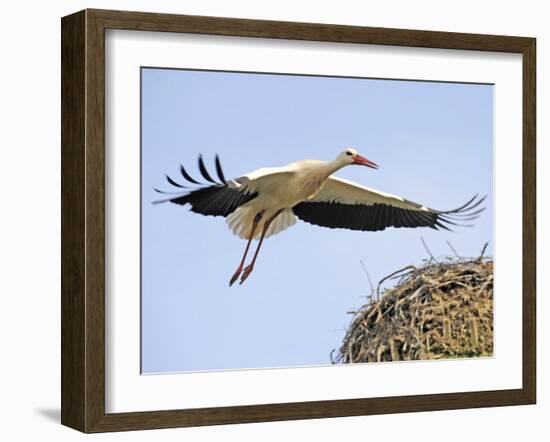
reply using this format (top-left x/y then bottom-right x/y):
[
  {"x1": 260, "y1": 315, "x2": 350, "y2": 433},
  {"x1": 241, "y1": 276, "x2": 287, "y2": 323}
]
[{"x1": 337, "y1": 148, "x2": 379, "y2": 169}]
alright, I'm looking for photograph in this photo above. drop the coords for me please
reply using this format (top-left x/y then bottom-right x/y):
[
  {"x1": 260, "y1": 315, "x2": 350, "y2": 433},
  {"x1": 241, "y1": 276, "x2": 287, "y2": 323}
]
[{"x1": 141, "y1": 67, "x2": 494, "y2": 374}]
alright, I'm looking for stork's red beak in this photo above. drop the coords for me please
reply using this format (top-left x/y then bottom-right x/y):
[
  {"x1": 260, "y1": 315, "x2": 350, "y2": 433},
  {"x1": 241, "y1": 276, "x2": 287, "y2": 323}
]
[{"x1": 353, "y1": 154, "x2": 379, "y2": 169}]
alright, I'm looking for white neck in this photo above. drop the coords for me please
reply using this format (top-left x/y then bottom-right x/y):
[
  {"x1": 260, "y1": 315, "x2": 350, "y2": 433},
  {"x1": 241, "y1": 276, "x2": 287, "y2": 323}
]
[{"x1": 323, "y1": 158, "x2": 348, "y2": 176}]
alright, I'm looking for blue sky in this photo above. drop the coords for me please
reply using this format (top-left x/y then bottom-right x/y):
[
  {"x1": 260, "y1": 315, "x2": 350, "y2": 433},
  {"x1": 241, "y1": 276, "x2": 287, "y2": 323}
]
[{"x1": 141, "y1": 68, "x2": 493, "y2": 374}]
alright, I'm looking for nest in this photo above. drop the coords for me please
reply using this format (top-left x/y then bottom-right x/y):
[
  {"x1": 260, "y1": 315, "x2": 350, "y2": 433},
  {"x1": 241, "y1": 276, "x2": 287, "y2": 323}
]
[{"x1": 335, "y1": 252, "x2": 493, "y2": 363}]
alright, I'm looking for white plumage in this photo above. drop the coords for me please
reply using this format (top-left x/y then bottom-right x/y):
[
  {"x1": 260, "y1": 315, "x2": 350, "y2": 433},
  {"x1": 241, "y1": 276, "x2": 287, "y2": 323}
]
[{"x1": 227, "y1": 207, "x2": 297, "y2": 240}]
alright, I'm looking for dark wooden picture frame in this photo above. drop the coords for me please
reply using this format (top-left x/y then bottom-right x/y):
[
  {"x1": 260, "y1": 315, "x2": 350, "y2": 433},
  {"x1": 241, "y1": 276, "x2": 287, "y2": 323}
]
[{"x1": 61, "y1": 8, "x2": 536, "y2": 433}]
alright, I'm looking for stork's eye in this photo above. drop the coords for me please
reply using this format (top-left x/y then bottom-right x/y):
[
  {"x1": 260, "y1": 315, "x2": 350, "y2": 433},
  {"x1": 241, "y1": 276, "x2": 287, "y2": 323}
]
[{"x1": 346, "y1": 151, "x2": 353, "y2": 156}]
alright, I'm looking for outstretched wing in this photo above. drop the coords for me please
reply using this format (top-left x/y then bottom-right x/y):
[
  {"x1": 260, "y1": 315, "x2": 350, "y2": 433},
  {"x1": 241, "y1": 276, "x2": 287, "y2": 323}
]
[
  {"x1": 153, "y1": 155, "x2": 258, "y2": 217},
  {"x1": 292, "y1": 176, "x2": 485, "y2": 232}
]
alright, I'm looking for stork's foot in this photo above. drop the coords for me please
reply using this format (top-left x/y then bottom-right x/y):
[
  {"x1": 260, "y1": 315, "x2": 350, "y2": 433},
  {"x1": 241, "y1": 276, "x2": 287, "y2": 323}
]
[
  {"x1": 239, "y1": 265, "x2": 254, "y2": 285},
  {"x1": 229, "y1": 267, "x2": 243, "y2": 287}
]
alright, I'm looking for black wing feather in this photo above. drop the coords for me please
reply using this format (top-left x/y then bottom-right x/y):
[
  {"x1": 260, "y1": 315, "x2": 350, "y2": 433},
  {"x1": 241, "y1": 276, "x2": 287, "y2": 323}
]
[
  {"x1": 292, "y1": 195, "x2": 485, "y2": 232},
  {"x1": 169, "y1": 186, "x2": 257, "y2": 217},
  {"x1": 154, "y1": 155, "x2": 257, "y2": 217},
  {"x1": 165, "y1": 175, "x2": 187, "y2": 188},
  {"x1": 180, "y1": 164, "x2": 201, "y2": 184},
  {"x1": 214, "y1": 154, "x2": 227, "y2": 184},
  {"x1": 198, "y1": 155, "x2": 218, "y2": 184}
]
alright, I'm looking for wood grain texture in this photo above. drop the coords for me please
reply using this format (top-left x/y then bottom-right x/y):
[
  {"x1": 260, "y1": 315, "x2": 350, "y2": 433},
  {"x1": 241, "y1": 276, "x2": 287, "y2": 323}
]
[
  {"x1": 522, "y1": 38, "x2": 536, "y2": 404},
  {"x1": 84, "y1": 9, "x2": 108, "y2": 432},
  {"x1": 60, "y1": 8, "x2": 537, "y2": 433},
  {"x1": 89, "y1": 8, "x2": 532, "y2": 52},
  {"x1": 61, "y1": 10, "x2": 86, "y2": 432}
]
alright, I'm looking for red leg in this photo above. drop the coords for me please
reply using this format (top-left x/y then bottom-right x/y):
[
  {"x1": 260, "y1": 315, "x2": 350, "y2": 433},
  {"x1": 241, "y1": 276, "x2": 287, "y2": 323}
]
[
  {"x1": 229, "y1": 212, "x2": 262, "y2": 286},
  {"x1": 239, "y1": 210, "x2": 283, "y2": 285}
]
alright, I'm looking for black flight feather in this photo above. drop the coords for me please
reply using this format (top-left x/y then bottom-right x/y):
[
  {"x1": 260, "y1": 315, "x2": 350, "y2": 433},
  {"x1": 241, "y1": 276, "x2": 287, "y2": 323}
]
[
  {"x1": 180, "y1": 164, "x2": 201, "y2": 185},
  {"x1": 292, "y1": 195, "x2": 485, "y2": 233},
  {"x1": 165, "y1": 175, "x2": 187, "y2": 188},
  {"x1": 198, "y1": 155, "x2": 217, "y2": 184},
  {"x1": 215, "y1": 154, "x2": 226, "y2": 184},
  {"x1": 154, "y1": 155, "x2": 257, "y2": 217}
]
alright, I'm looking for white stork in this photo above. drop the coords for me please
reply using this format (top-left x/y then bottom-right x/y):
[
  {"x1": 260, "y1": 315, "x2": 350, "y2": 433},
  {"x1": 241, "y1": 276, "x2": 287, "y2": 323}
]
[{"x1": 154, "y1": 149, "x2": 485, "y2": 286}]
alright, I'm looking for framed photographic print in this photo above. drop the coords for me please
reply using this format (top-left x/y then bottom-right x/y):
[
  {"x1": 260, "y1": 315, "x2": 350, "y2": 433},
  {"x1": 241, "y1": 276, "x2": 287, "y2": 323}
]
[{"x1": 61, "y1": 9, "x2": 536, "y2": 433}]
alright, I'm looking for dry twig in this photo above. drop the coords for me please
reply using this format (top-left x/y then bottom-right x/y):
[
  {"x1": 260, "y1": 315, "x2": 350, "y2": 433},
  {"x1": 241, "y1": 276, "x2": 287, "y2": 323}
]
[{"x1": 335, "y1": 250, "x2": 493, "y2": 363}]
